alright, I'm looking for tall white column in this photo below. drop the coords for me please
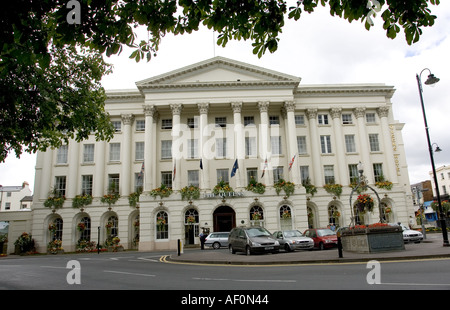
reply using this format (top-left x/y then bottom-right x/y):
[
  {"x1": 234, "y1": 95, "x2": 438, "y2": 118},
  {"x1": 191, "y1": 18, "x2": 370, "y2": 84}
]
[
  {"x1": 67, "y1": 140, "x2": 79, "y2": 199},
  {"x1": 39, "y1": 149, "x2": 53, "y2": 200},
  {"x1": 232, "y1": 102, "x2": 244, "y2": 188},
  {"x1": 143, "y1": 105, "x2": 156, "y2": 192},
  {"x1": 198, "y1": 103, "x2": 210, "y2": 190},
  {"x1": 377, "y1": 106, "x2": 398, "y2": 183},
  {"x1": 170, "y1": 104, "x2": 183, "y2": 191},
  {"x1": 258, "y1": 101, "x2": 271, "y2": 186},
  {"x1": 306, "y1": 108, "x2": 323, "y2": 186},
  {"x1": 94, "y1": 140, "x2": 105, "y2": 197},
  {"x1": 330, "y1": 108, "x2": 347, "y2": 185},
  {"x1": 354, "y1": 107, "x2": 374, "y2": 183},
  {"x1": 284, "y1": 101, "x2": 301, "y2": 185},
  {"x1": 121, "y1": 114, "x2": 134, "y2": 196}
]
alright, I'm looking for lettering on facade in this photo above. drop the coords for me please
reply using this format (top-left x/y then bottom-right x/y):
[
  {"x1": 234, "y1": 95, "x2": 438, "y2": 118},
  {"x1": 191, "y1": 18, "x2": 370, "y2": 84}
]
[{"x1": 204, "y1": 192, "x2": 244, "y2": 199}]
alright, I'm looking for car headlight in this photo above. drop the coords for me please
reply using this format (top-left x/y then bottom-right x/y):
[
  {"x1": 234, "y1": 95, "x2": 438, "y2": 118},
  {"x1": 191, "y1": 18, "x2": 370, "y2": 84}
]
[
  {"x1": 251, "y1": 241, "x2": 261, "y2": 247},
  {"x1": 274, "y1": 241, "x2": 280, "y2": 246}
]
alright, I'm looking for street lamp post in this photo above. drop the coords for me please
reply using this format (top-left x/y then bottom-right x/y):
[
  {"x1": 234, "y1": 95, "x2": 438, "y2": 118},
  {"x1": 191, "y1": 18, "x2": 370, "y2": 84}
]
[{"x1": 416, "y1": 68, "x2": 449, "y2": 246}]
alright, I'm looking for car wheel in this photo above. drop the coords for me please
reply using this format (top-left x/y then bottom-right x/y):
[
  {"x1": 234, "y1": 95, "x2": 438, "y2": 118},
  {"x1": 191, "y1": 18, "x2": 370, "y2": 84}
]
[
  {"x1": 213, "y1": 242, "x2": 220, "y2": 249},
  {"x1": 246, "y1": 245, "x2": 252, "y2": 256},
  {"x1": 284, "y1": 244, "x2": 292, "y2": 252},
  {"x1": 319, "y1": 242, "x2": 325, "y2": 250},
  {"x1": 229, "y1": 245, "x2": 235, "y2": 254}
]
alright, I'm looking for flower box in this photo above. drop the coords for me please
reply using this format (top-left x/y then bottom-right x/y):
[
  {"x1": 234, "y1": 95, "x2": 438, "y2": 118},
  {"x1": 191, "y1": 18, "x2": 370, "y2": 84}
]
[{"x1": 340, "y1": 224, "x2": 404, "y2": 253}]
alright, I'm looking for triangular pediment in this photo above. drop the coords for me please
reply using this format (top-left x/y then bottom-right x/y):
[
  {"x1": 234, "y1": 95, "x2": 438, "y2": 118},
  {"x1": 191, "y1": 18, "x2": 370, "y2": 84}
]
[{"x1": 136, "y1": 56, "x2": 301, "y2": 89}]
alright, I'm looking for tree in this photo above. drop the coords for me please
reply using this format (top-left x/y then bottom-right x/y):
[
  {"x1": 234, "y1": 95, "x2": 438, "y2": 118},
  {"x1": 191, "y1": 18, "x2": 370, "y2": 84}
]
[{"x1": 0, "y1": 0, "x2": 440, "y2": 161}]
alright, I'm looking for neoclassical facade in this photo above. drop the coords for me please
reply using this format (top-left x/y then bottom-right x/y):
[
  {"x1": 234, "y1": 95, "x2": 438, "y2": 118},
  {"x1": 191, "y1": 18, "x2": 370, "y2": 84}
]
[{"x1": 29, "y1": 57, "x2": 414, "y2": 252}]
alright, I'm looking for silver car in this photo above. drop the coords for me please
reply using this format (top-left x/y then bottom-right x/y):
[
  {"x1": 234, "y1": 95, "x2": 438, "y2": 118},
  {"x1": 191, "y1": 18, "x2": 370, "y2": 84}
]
[
  {"x1": 204, "y1": 232, "x2": 230, "y2": 249},
  {"x1": 273, "y1": 230, "x2": 314, "y2": 252}
]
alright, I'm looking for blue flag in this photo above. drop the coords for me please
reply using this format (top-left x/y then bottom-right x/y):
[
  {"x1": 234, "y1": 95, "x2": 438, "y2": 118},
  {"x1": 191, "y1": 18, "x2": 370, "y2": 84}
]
[{"x1": 230, "y1": 159, "x2": 239, "y2": 177}]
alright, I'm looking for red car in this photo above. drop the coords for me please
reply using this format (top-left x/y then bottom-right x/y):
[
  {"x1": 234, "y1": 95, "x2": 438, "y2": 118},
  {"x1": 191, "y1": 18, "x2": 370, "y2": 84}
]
[{"x1": 303, "y1": 228, "x2": 338, "y2": 250}]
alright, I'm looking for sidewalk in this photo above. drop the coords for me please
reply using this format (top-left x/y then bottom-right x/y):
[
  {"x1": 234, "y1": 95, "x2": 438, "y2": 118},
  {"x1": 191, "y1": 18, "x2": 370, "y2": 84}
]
[{"x1": 167, "y1": 233, "x2": 450, "y2": 265}]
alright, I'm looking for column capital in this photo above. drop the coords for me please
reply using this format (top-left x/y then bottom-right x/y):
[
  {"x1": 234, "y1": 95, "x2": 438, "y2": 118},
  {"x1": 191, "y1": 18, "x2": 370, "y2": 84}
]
[
  {"x1": 170, "y1": 103, "x2": 183, "y2": 115},
  {"x1": 353, "y1": 107, "x2": 366, "y2": 118},
  {"x1": 283, "y1": 101, "x2": 295, "y2": 112},
  {"x1": 143, "y1": 105, "x2": 156, "y2": 117},
  {"x1": 306, "y1": 108, "x2": 318, "y2": 120},
  {"x1": 121, "y1": 114, "x2": 134, "y2": 125},
  {"x1": 330, "y1": 107, "x2": 342, "y2": 119},
  {"x1": 197, "y1": 102, "x2": 209, "y2": 114},
  {"x1": 231, "y1": 102, "x2": 242, "y2": 113},
  {"x1": 258, "y1": 101, "x2": 269, "y2": 113},
  {"x1": 377, "y1": 106, "x2": 390, "y2": 118}
]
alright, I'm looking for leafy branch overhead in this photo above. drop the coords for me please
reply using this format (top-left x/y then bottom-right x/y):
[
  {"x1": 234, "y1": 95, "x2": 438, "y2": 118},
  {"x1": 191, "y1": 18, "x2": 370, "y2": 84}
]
[{"x1": 0, "y1": 0, "x2": 440, "y2": 161}]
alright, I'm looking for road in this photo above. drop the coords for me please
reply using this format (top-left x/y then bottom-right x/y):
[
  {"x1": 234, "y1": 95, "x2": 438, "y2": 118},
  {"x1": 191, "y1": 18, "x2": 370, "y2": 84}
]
[{"x1": 1, "y1": 250, "x2": 450, "y2": 292}]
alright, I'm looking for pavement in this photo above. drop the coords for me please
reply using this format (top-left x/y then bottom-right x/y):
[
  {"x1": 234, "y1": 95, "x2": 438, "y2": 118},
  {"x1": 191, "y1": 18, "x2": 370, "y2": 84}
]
[{"x1": 166, "y1": 233, "x2": 450, "y2": 265}]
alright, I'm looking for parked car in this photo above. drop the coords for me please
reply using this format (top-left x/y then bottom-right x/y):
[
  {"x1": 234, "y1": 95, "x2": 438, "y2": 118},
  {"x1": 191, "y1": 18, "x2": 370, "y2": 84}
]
[
  {"x1": 389, "y1": 223, "x2": 424, "y2": 243},
  {"x1": 228, "y1": 226, "x2": 280, "y2": 255},
  {"x1": 303, "y1": 228, "x2": 338, "y2": 250},
  {"x1": 204, "y1": 232, "x2": 230, "y2": 249},
  {"x1": 272, "y1": 230, "x2": 314, "y2": 252}
]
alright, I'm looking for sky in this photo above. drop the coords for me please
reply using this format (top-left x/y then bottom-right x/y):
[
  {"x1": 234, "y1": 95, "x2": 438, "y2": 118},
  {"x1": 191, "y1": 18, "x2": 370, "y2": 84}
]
[{"x1": 1, "y1": 2, "x2": 449, "y2": 194}]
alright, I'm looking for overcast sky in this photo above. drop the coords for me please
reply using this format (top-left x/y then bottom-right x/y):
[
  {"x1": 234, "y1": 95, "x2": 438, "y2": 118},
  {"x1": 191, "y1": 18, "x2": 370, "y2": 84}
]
[{"x1": 1, "y1": 2, "x2": 449, "y2": 193}]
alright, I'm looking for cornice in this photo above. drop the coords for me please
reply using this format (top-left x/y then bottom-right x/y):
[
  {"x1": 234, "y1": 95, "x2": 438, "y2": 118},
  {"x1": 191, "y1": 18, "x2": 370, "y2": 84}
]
[{"x1": 295, "y1": 84, "x2": 395, "y2": 98}]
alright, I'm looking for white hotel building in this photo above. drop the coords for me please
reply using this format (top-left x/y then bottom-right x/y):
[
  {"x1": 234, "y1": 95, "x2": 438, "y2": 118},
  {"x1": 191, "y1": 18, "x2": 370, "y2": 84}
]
[{"x1": 30, "y1": 57, "x2": 413, "y2": 252}]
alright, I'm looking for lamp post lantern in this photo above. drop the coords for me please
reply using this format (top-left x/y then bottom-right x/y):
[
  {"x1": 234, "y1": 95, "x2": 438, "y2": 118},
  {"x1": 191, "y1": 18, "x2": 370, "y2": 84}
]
[{"x1": 416, "y1": 68, "x2": 449, "y2": 246}]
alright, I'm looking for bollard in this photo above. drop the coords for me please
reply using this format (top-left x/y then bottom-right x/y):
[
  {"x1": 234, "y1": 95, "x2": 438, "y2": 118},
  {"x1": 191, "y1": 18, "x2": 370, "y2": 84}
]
[
  {"x1": 177, "y1": 239, "x2": 181, "y2": 256},
  {"x1": 337, "y1": 232, "x2": 343, "y2": 258}
]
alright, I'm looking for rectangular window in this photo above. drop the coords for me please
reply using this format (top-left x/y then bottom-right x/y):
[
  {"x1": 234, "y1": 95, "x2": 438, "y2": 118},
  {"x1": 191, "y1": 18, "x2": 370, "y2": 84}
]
[
  {"x1": 187, "y1": 117, "x2": 198, "y2": 129},
  {"x1": 215, "y1": 117, "x2": 227, "y2": 128},
  {"x1": 269, "y1": 116, "x2": 280, "y2": 126},
  {"x1": 369, "y1": 134, "x2": 380, "y2": 152},
  {"x1": 244, "y1": 116, "x2": 255, "y2": 126},
  {"x1": 187, "y1": 139, "x2": 198, "y2": 159},
  {"x1": 324, "y1": 165, "x2": 335, "y2": 184},
  {"x1": 161, "y1": 119, "x2": 173, "y2": 130},
  {"x1": 245, "y1": 137, "x2": 257, "y2": 157},
  {"x1": 373, "y1": 163, "x2": 384, "y2": 182},
  {"x1": 273, "y1": 166, "x2": 284, "y2": 183},
  {"x1": 112, "y1": 121, "x2": 121, "y2": 132},
  {"x1": 55, "y1": 176, "x2": 66, "y2": 197},
  {"x1": 161, "y1": 171, "x2": 173, "y2": 188},
  {"x1": 109, "y1": 143, "x2": 121, "y2": 162},
  {"x1": 83, "y1": 144, "x2": 95, "y2": 163},
  {"x1": 108, "y1": 174, "x2": 120, "y2": 193},
  {"x1": 56, "y1": 145, "x2": 68, "y2": 164},
  {"x1": 217, "y1": 169, "x2": 229, "y2": 184},
  {"x1": 297, "y1": 136, "x2": 307, "y2": 154},
  {"x1": 161, "y1": 140, "x2": 172, "y2": 159},
  {"x1": 342, "y1": 113, "x2": 353, "y2": 124},
  {"x1": 81, "y1": 175, "x2": 93, "y2": 196},
  {"x1": 295, "y1": 115, "x2": 305, "y2": 125},
  {"x1": 135, "y1": 142, "x2": 144, "y2": 161},
  {"x1": 366, "y1": 113, "x2": 376, "y2": 123},
  {"x1": 246, "y1": 168, "x2": 258, "y2": 183},
  {"x1": 135, "y1": 120, "x2": 145, "y2": 131},
  {"x1": 134, "y1": 173, "x2": 143, "y2": 192},
  {"x1": 344, "y1": 135, "x2": 356, "y2": 153},
  {"x1": 216, "y1": 138, "x2": 227, "y2": 158},
  {"x1": 348, "y1": 164, "x2": 359, "y2": 185},
  {"x1": 188, "y1": 170, "x2": 199, "y2": 187},
  {"x1": 300, "y1": 166, "x2": 310, "y2": 183},
  {"x1": 318, "y1": 114, "x2": 329, "y2": 125},
  {"x1": 271, "y1": 136, "x2": 282, "y2": 155},
  {"x1": 320, "y1": 135, "x2": 332, "y2": 154}
]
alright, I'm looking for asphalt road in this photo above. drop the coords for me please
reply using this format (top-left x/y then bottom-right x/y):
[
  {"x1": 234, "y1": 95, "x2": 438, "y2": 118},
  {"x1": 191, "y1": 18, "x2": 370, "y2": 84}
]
[{"x1": 1, "y1": 249, "x2": 450, "y2": 292}]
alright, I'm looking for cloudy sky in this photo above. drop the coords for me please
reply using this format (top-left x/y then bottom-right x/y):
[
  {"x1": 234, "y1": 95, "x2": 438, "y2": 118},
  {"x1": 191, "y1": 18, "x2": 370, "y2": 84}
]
[{"x1": 1, "y1": 2, "x2": 449, "y2": 193}]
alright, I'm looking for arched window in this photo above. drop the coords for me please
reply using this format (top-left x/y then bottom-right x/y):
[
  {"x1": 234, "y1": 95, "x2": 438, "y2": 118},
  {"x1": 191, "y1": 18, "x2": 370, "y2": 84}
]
[
  {"x1": 106, "y1": 215, "x2": 118, "y2": 238},
  {"x1": 328, "y1": 205, "x2": 340, "y2": 228},
  {"x1": 52, "y1": 217, "x2": 63, "y2": 241},
  {"x1": 78, "y1": 217, "x2": 91, "y2": 241},
  {"x1": 279, "y1": 205, "x2": 292, "y2": 230},
  {"x1": 307, "y1": 206, "x2": 315, "y2": 229},
  {"x1": 156, "y1": 211, "x2": 168, "y2": 240},
  {"x1": 249, "y1": 205, "x2": 264, "y2": 227},
  {"x1": 184, "y1": 209, "x2": 199, "y2": 245}
]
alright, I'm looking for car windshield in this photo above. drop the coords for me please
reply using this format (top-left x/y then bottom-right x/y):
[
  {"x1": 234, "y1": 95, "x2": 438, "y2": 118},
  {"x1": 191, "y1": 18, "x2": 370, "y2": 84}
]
[
  {"x1": 317, "y1": 229, "x2": 335, "y2": 236},
  {"x1": 246, "y1": 227, "x2": 271, "y2": 237},
  {"x1": 283, "y1": 230, "x2": 303, "y2": 238}
]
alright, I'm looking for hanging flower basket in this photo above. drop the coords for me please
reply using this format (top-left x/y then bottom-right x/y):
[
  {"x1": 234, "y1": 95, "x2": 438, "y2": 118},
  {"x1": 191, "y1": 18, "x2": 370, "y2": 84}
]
[
  {"x1": 180, "y1": 185, "x2": 200, "y2": 200},
  {"x1": 213, "y1": 180, "x2": 233, "y2": 195},
  {"x1": 245, "y1": 178, "x2": 266, "y2": 194},
  {"x1": 77, "y1": 222, "x2": 86, "y2": 232},
  {"x1": 101, "y1": 193, "x2": 120, "y2": 207},
  {"x1": 356, "y1": 194, "x2": 374, "y2": 213},
  {"x1": 274, "y1": 179, "x2": 295, "y2": 197},
  {"x1": 150, "y1": 184, "x2": 173, "y2": 199},
  {"x1": 375, "y1": 180, "x2": 393, "y2": 190},
  {"x1": 324, "y1": 183, "x2": 343, "y2": 198},
  {"x1": 44, "y1": 191, "x2": 66, "y2": 210},
  {"x1": 128, "y1": 189, "x2": 142, "y2": 207},
  {"x1": 72, "y1": 194, "x2": 93, "y2": 209}
]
